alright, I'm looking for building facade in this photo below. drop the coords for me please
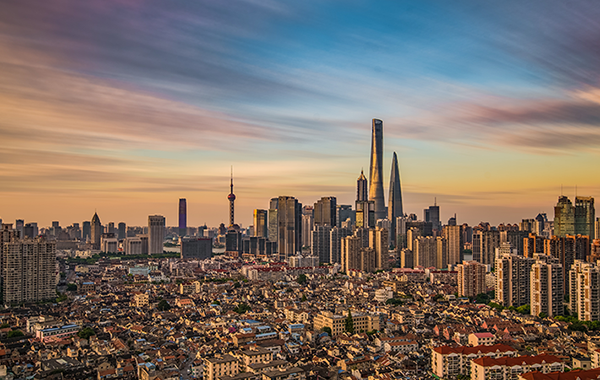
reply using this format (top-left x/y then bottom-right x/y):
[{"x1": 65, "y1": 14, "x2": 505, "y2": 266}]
[{"x1": 148, "y1": 215, "x2": 166, "y2": 255}]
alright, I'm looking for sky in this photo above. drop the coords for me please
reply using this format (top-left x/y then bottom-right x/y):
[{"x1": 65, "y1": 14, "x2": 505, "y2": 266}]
[{"x1": 1, "y1": 0, "x2": 600, "y2": 228}]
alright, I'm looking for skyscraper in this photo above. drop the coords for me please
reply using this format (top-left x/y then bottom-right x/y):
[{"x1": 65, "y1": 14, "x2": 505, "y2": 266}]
[
  {"x1": 179, "y1": 198, "x2": 187, "y2": 237},
  {"x1": 277, "y1": 196, "x2": 302, "y2": 261},
  {"x1": 148, "y1": 215, "x2": 166, "y2": 255},
  {"x1": 228, "y1": 170, "x2": 236, "y2": 227},
  {"x1": 356, "y1": 170, "x2": 374, "y2": 228},
  {"x1": 357, "y1": 170, "x2": 368, "y2": 201},
  {"x1": 569, "y1": 260, "x2": 600, "y2": 321},
  {"x1": 554, "y1": 196, "x2": 575, "y2": 237},
  {"x1": 495, "y1": 245, "x2": 535, "y2": 307},
  {"x1": 575, "y1": 196, "x2": 595, "y2": 239},
  {"x1": 368, "y1": 119, "x2": 386, "y2": 221},
  {"x1": 253, "y1": 209, "x2": 268, "y2": 238},
  {"x1": 457, "y1": 261, "x2": 486, "y2": 297},
  {"x1": 2, "y1": 237, "x2": 56, "y2": 304},
  {"x1": 268, "y1": 198, "x2": 278, "y2": 244},
  {"x1": 388, "y1": 152, "x2": 403, "y2": 243},
  {"x1": 118, "y1": 222, "x2": 126, "y2": 240},
  {"x1": 424, "y1": 201, "x2": 441, "y2": 232},
  {"x1": 443, "y1": 225, "x2": 463, "y2": 266},
  {"x1": 531, "y1": 254, "x2": 563, "y2": 317},
  {"x1": 91, "y1": 212, "x2": 102, "y2": 250},
  {"x1": 336, "y1": 205, "x2": 354, "y2": 228},
  {"x1": 82, "y1": 221, "x2": 91, "y2": 242},
  {"x1": 314, "y1": 197, "x2": 337, "y2": 227},
  {"x1": 311, "y1": 225, "x2": 331, "y2": 264}
]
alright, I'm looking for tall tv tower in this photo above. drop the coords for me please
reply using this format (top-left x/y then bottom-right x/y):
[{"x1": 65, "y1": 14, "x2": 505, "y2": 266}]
[{"x1": 227, "y1": 166, "x2": 236, "y2": 227}]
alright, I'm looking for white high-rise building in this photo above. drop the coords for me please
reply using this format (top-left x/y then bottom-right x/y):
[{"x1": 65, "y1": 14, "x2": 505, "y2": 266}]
[
  {"x1": 495, "y1": 244, "x2": 535, "y2": 307},
  {"x1": 531, "y1": 254, "x2": 563, "y2": 317},
  {"x1": 148, "y1": 215, "x2": 166, "y2": 255},
  {"x1": 569, "y1": 260, "x2": 600, "y2": 321}
]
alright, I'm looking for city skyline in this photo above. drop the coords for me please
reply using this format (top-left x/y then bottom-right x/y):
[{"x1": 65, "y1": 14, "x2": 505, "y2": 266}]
[{"x1": 1, "y1": 1, "x2": 600, "y2": 227}]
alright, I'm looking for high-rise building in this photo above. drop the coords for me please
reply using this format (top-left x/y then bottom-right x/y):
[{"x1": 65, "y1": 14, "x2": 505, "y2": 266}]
[
  {"x1": 400, "y1": 248, "x2": 413, "y2": 268},
  {"x1": 596, "y1": 217, "x2": 600, "y2": 240},
  {"x1": 341, "y1": 232, "x2": 376, "y2": 273},
  {"x1": 82, "y1": 221, "x2": 91, "y2": 242},
  {"x1": 314, "y1": 197, "x2": 337, "y2": 227},
  {"x1": 330, "y1": 226, "x2": 352, "y2": 264},
  {"x1": 336, "y1": 205, "x2": 354, "y2": 228},
  {"x1": 311, "y1": 225, "x2": 331, "y2": 264},
  {"x1": 500, "y1": 230, "x2": 528, "y2": 256},
  {"x1": 473, "y1": 230, "x2": 500, "y2": 266},
  {"x1": 575, "y1": 196, "x2": 595, "y2": 238},
  {"x1": 554, "y1": 196, "x2": 575, "y2": 237},
  {"x1": 91, "y1": 212, "x2": 102, "y2": 250},
  {"x1": 388, "y1": 152, "x2": 403, "y2": 244},
  {"x1": 569, "y1": 260, "x2": 600, "y2": 321},
  {"x1": 544, "y1": 234, "x2": 589, "y2": 293},
  {"x1": 179, "y1": 198, "x2": 187, "y2": 237},
  {"x1": 268, "y1": 198, "x2": 278, "y2": 244},
  {"x1": 356, "y1": 200, "x2": 375, "y2": 228},
  {"x1": 228, "y1": 171, "x2": 236, "y2": 227},
  {"x1": 443, "y1": 225, "x2": 463, "y2": 266},
  {"x1": 107, "y1": 222, "x2": 115, "y2": 235},
  {"x1": 413, "y1": 236, "x2": 436, "y2": 269},
  {"x1": 369, "y1": 119, "x2": 386, "y2": 221},
  {"x1": 253, "y1": 209, "x2": 268, "y2": 238},
  {"x1": 495, "y1": 244, "x2": 535, "y2": 307},
  {"x1": 435, "y1": 236, "x2": 448, "y2": 269},
  {"x1": 277, "y1": 196, "x2": 302, "y2": 261},
  {"x1": 424, "y1": 201, "x2": 441, "y2": 232},
  {"x1": 524, "y1": 233, "x2": 545, "y2": 258},
  {"x1": 148, "y1": 215, "x2": 166, "y2": 255},
  {"x1": 531, "y1": 254, "x2": 563, "y2": 317},
  {"x1": 357, "y1": 169, "x2": 368, "y2": 202},
  {"x1": 2, "y1": 237, "x2": 56, "y2": 304},
  {"x1": 15, "y1": 219, "x2": 24, "y2": 239},
  {"x1": 457, "y1": 261, "x2": 486, "y2": 297},
  {"x1": 118, "y1": 222, "x2": 126, "y2": 240},
  {"x1": 370, "y1": 226, "x2": 389, "y2": 270}
]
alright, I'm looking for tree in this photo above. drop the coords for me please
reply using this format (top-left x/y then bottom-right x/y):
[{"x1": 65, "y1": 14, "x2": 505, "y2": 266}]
[
  {"x1": 66, "y1": 283, "x2": 77, "y2": 292},
  {"x1": 301, "y1": 294, "x2": 307, "y2": 302},
  {"x1": 516, "y1": 304, "x2": 531, "y2": 315},
  {"x1": 77, "y1": 327, "x2": 95, "y2": 340},
  {"x1": 157, "y1": 300, "x2": 171, "y2": 311},
  {"x1": 321, "y1": 326, "x2": 332, "y2": 336},
  {"x1": 234, "y1": 303, "x2": 251, "y2": 314},
  {"x1": 7, "y1": 330, "x2": 23, "y2": 338},
  {"x1": 297, "y1": 274, "x2": 307, "y2": 284},
  {"x1": 345, "y1": 310, "x2": 354, "y2": 334},
  {"x1": 539, "y1": 312, "x2": 548, "y2": 319},
  {"x1": 0, "y1": 323, "x2": 9, "y2": 329}
]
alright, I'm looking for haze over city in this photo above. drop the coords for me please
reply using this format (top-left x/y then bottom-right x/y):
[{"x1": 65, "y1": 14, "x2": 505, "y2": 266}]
[{"x1": 2, "y1": 0, "x2": 600, "y2": 227}]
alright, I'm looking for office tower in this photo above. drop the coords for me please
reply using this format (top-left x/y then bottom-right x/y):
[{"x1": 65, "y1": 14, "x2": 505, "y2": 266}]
[
  {"x1": 330, "y1": 226, "x2": 352, "y2": 264},
  {"x1": 253, "y1": 209, "x2": 268, "y2": 238},
  {"x1": 447, "y1": 214, "x2": 457, "y2": 226},
  {"x1": 82, "y1": 221, "x2": 91, "y2": 241},
  {"x1": 472, "y1": 230, "x2": 500, "y2": 266},
  {"x1": 457, "y1": 261, "x2": 486, "y2": 297},
  {"x1": 424, "y1": 201, "x2": 441, "y2": 232},
  {"x1": 301, "y1": 214, "x2": 313, "y2": 247},
  {"x1": 148, "y1": 215, "x2": 166, "y2": 255},
  {"x1": 277, "y1": 196, "x2": 302, "y2": 261},
  {"x1": 575, "y1": 196, "x2": 595, "y2": 238},
  {"x1": 15, "y1": 219, "x2": 24, "y2": 239},
  {"x1": 2, "y1": 237, "x2": 56, "y2": 304},
  {"x1": 535, "y1": 213, "x2": 547, "y2": 236},
  {"x1": 395, "y1": 216, "x2": 408, "y2": 249},
  {"x1": 569, "y1": 261, "x2": 600, "y2": 321},
  {"x1": 118, "y1": 222, "x2": 126, "y2": 240},
  {"x1": 370, "y1": 226, "x2": 389, "y2": 270},
  {"x1": 124, "y1": 237, "x2": 142, "y2": 255},
  {"x1": 107, "y1": 222, "x2": 115, "y2": 235},
  {"x1": 369, "y1": 119, "x2": 386, "y2": 221},
  {"x1": 357, "y1": 169, "x2": 368, "y2": 201},
  {"x1": 179, "y1": 198, "x2": 187, "y2": 237},
  {"x1": 443, "y1": 225, "x2": 463, "y2": 266},
  {"x1": 554, "y1": 196, "x2": 575, "y2": 237},
  {"x1": 500, "y1": 230, "x2": 528, "y2": 256},
  {"x1": 311, "y1": 225, "x2": 331, "y2": 264},
  {"x1": 101, "y1": 235, "x2": 118, "y2": 253},
  {"x1": 336, "y1": 205, "x2": 354, "y2": 228},
  {"x1": 228, "y1": 171, "x2": 236, "y2": 227},
  {"x1": 519, "y1": 219, "x2": 536, "y2": 233},
  {"x1": 531, "y1": 254, "x2": 563, "y2": 317},
  {"x1": 545, "y1": 234, "x2": 589, "y2": 293},
  {"x1": 268, "y1": 198, "x2": 278, "y2": 243},
  {"x1": 495, "y1": 245, "x2": 535, "y2": 307},
  {"x1": 596, "y1": 217, "x2": 600, "y2": 240},
  {"x1": 23, "y1": 223, "x2": 36, "y2": 239},
  {"x1": 356, "y1": 200, "x2": 375, "y2": 228},
  {"x1": 314, "y1": 197, "x2": 337, "y2": 227},
  {"x1": 91, "y1": 212, "x2": 102, "y2": 249},
  {"x1": 406, "y1": 227, "x2": 421, "y2": 251},
  {"x1": 180, "y1": 237, "x2": 212, "y2": 260},
  {"x1": 413, "y1": 236, "x2": 436, "y2": 268},
  {"x1": 388, "y1": 152, "x2": 403, "y2": 244}
]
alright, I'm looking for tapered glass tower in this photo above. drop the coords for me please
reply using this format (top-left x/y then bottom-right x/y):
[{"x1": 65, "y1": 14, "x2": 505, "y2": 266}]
[
  {"x1": 388, "y1": 152, "x2": 403, "y2": 243},
  {"x1": 369, "y1": 119, "x2": 386, "y2": 221}
]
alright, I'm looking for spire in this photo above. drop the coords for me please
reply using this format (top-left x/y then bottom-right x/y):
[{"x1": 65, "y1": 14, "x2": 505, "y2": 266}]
[{"x1": 227, "y1": 166, "x2": 236, "y2": 227}]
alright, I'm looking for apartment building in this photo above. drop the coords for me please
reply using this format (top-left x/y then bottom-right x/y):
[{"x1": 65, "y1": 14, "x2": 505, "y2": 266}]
[{"x1": 431, "y1": 344, "x2": 517, "y2": 379}]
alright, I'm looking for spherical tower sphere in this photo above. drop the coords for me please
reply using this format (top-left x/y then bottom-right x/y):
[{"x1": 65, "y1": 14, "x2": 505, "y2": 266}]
[{"x1": 228, "y1": 193, "x2": 236, "y2": 201}]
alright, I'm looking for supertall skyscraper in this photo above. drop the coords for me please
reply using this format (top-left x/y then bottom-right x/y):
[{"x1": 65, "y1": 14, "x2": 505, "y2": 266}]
[
  {"x1": 179, "y1": 198, "x2": 187, "y2": 237},
  {"x1": 368, "y1": 119, "x2": 386, "y2": 221},
  {"x1": 388, "y1": 152, "x2": 403, "y2": 243}
]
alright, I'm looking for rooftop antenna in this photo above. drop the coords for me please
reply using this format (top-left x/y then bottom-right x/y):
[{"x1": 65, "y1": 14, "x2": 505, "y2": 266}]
[{"x1": 434, "y1": 197, "x2": 437, "y2": 206}]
